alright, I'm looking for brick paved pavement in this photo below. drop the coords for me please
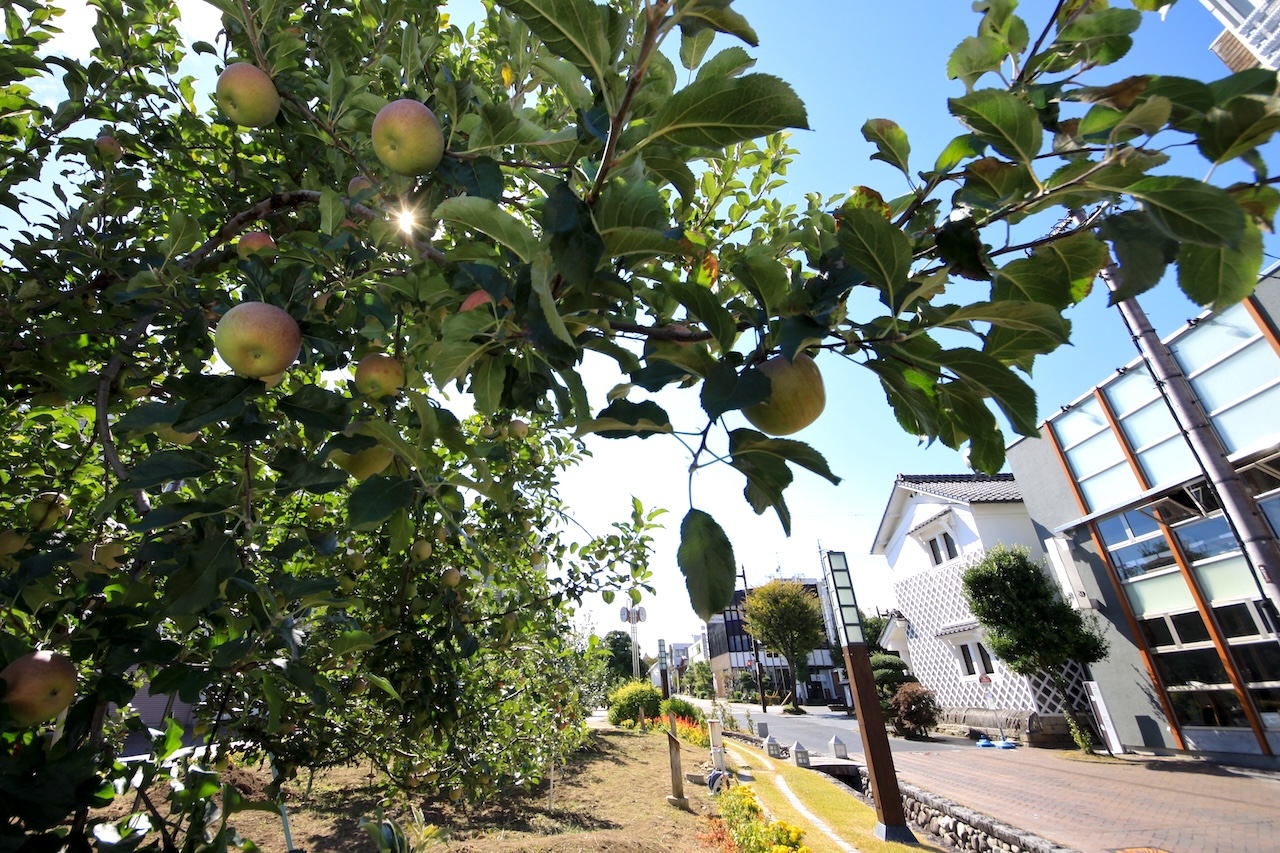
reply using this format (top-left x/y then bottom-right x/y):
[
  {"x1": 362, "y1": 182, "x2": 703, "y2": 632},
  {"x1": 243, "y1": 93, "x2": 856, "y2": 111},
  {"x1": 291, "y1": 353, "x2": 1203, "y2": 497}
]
[{"x1": 888, "y1": 746, "x2": 1280, "y2": 853}]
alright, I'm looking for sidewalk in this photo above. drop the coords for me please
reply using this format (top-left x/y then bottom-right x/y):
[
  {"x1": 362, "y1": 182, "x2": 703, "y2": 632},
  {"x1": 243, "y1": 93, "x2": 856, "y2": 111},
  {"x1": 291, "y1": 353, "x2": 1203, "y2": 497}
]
[{"x1": 693, "y1": 697, "x2": 1280, "y2": 853}]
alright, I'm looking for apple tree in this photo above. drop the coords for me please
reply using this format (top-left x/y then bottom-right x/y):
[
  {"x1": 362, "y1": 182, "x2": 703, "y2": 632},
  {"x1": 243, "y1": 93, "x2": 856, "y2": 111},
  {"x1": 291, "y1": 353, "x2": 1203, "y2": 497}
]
[{"x1": 1, "y1": 0, "x2": 1277, "y2": 847}]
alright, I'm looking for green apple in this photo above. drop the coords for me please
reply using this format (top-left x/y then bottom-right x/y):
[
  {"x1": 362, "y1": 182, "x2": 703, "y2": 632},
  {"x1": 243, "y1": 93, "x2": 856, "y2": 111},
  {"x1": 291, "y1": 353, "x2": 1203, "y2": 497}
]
[
  {"x1": 216, "y1": 63, "x2": 281, "y2": 127},
  {"x1": 508, "y1": 419, "x2": 529, "y2": 439},
  {"x1": 353, "y1": 352, "x2": 404, "y2": 398},
  {"x1": 26, "y1": 493, "x2": 70, "y2": 531},
  {"x1": 331, "y1": 446, "x2": 394, "y2": 480},
  {"x1": 95, "y1": 134, "x2": 123, "y2": 162},
  {"x1": 236, "y1": 231, "x2": 276, "y2": 261},
  {"x1": 441, "y1": 567, "x2": 462, "y2": 588},
  {"x1": 306, "y1": 503, "x2": 327, "y2": 521},
  {"x1": 156, "y1": 425, "x2": 198, "y2": 445},
  {"x1": 0, "y1": 651, "x2": 77, "y2": 727},
  {"x1": 410, "y1": 539, "x2": 433, "y2": 562},
  {"x1": 371, "y1": 99, "x2": 444, "y2": 176},
  {"x1": 0, "y1": 530, "x2": 28, "y2": 557},
  {"x1": 742, "y1": 352, "x2": 825, "y2": 436},
  {"x1": 213, "y1": 302, "x2": 302, "y2": 378}
]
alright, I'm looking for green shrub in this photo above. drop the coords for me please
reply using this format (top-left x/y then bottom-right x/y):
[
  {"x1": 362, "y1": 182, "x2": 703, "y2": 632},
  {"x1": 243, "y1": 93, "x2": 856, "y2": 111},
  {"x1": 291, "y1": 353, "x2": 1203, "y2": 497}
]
[
  {"x1": 660, "y1": 697, "x2": 704, "y2": 724},
  {"x1": 607, "y1": 681, "x2": 662, "y2": 726}
]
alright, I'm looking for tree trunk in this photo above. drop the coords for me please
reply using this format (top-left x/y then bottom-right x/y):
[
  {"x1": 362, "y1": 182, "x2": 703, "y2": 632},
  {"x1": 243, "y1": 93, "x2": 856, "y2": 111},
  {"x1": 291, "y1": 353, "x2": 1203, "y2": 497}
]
[{"x1": 1048, "y1": 668, "x2": 1099, "y2": 752}]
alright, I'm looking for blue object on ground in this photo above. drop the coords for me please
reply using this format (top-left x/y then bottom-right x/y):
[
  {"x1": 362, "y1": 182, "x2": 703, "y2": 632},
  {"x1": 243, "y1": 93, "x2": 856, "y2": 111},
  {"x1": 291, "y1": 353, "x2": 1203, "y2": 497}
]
[{"x1": 976, "y1": 737, "x2": 994, "y2": 747}]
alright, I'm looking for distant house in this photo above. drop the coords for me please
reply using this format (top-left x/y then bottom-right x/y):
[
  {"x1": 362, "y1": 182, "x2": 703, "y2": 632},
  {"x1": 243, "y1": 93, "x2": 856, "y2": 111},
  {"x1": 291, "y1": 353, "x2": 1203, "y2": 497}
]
[
  {"x1": 704, "y1": 584, "x2": 840, "y2": 704},
  {"x1": 870, "y1": 474, "x2": 1089, "y2": 742}
]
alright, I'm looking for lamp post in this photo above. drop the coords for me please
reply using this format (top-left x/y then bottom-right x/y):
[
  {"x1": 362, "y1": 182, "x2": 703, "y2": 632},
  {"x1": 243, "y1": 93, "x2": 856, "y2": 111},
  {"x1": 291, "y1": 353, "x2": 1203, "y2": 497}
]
[{"x1": 823, "y1": 550, "x2": 916, "y2": 844}]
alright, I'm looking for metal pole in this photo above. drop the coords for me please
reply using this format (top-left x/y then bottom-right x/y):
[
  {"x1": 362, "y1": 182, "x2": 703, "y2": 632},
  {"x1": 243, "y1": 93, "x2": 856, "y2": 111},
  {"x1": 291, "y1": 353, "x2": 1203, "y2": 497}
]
[{"x1": 631, "y1": 619, "x2": 640, "y2": 679}]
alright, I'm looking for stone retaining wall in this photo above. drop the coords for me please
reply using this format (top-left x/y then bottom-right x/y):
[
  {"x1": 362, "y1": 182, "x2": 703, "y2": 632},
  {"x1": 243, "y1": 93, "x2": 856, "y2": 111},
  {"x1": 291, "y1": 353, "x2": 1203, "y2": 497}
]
[{"x1": 847, "y1": 766, "x2": 1079, "y2": 853}]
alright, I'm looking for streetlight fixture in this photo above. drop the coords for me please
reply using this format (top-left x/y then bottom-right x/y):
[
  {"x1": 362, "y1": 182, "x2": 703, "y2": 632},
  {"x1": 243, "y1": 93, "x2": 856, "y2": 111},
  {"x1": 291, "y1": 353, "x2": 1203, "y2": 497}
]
[{"x1": 822, "y1": 550, "x2": 917, "y2": 844}]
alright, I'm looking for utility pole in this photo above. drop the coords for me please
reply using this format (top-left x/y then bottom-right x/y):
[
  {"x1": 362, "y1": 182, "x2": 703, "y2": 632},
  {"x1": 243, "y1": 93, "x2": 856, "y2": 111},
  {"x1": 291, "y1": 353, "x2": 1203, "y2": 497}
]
[
  {"x1": 1100, "y1": 265, "x2": 1280, "y2": 615},
  {"x1": 739, "y1": 565, "x2": 768, "y2": 714}
]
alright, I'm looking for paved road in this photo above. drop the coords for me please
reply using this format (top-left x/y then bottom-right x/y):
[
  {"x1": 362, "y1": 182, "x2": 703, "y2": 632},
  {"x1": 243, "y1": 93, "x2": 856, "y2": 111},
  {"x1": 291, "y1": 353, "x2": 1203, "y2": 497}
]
[
  {"x1": 687, "y1": 698, "x2": 1280, "y2": 853},
  {"x1": 688, "y1": 698, "x2": 972, "y2": 756}
]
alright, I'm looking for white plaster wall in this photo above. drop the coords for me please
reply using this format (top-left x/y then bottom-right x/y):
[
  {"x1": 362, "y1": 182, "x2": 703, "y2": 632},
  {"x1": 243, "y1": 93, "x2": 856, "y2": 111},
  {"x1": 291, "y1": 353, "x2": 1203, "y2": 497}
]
[{"x1": 972, "y1": 504, "x2": 1047, "y2": 557}]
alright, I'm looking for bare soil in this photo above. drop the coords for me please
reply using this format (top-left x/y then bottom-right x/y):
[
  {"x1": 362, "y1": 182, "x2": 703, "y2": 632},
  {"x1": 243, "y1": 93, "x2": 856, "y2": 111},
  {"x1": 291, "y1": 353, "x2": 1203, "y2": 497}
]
[{"x1": 107, "y1": 728, "x2": 721, "y2": 852}]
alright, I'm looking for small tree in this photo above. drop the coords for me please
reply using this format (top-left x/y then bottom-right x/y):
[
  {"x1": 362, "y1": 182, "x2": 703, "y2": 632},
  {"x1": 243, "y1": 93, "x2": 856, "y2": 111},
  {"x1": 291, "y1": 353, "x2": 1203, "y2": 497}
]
[
  {"x1": 962, "y1": 545, "x2": 1109, "y2": 751},
  {"x1": 871, "y1": 652, "x2": 917, "y2": 720},
  {"x1": 601, "y1": 630, "x2": 636, "y2": 684},
  {"x1": 890, "y1": 683, "x2": 941, "y2": 739},
  {"x1": 685, "y1": 660, "x2": 715, "y2": 700},
  {"x1": 743, "y1": 580, "x2": 825, "y2": 713},
  {"x1": 862, "y1": 611, "x2": 889, "y2": 656}
]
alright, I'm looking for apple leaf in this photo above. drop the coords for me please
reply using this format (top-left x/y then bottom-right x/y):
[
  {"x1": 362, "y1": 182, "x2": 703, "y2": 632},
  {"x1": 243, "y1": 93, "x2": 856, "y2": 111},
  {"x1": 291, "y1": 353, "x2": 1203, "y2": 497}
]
[
  {"x1": 435, "y1": 196, "x2": 539, "y2": 262},
  {"x1": 933, "y1": 347, "x2": 1039, "y2": 437},
  {"x1": 837, "y1": 208, "x2": 912, "y2": 309},
  {"x1": 667, "y1": 281, "x2": 738, "y2": 352},
  {"x1": 1177, "y1": 217, "x2": 1263, "y2": 310},
  {"x1": 279, "y1": 385, "x2": 352, "y2": 434},
  {"x1": 862, "y1": 118, "x2": 912, "y2": 176},
  {"x1": 947, "y1": 35, "x2": 1006, "y2": 92},
  {"x1": 167, "y1": 375, "x2": 263, "y2": 433},
  {"x1": 992, "y1": 230, "x2": 1107, "y2": 308},
  {"x1": 1103, "y1": 176, "x2": 1245, "y2": 249},
  {"x1": 494, "y1": 0, "x2": 613, "y2": 85},
  {"x1": 700, "y1": 360, "x2": 770, "y2": 421},
  {"x1": 678, "y1": 509, "x2": 737, "y2": 622},
  {"x1": 675, "y1": 0, "x2": 759, "y2": 47},
  {"x1": 937, "y1": 301, "x2": 1071, "y2": 342},
  {"x1": 1097, "y1": 210, "x2": 1180, "y2": 304},
  {"x1": 347, "y1": 475, "x2": 416, "y2": 531},
  {"x1": 126, "y1": 451, "x2": 215, "y2": 490},
  {"x1": 1197, "y1": 96, "x2": 1280, "y2": 165},
  {"x1": 578, "y1": 399, "x2": 672, "y2": 439},
  {"x1": 647, "y1": 73, "x2": 808, "y2": 150},
  {"x1": 948, "y1": 89, "x2": 1042, "y2": 164},
  {"x1": 695, "y1": 46, "x2": 756, "y2": 82}
]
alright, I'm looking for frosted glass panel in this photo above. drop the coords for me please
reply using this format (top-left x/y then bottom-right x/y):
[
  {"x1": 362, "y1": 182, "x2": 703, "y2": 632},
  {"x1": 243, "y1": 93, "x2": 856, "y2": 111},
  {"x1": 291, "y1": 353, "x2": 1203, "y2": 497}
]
[
  {"x1": 1105, "y1": 365, "x2": 1158, "y2": 418},
  {"x1": 1171, "y1": 303, "x2": 1255, "y2": 374},
  {"x1": 1126, "y1": 570, "x2": 1195, "y2": 617},
  {"x1": 1196, "y1": 556, "x2": 1262, "y2": 605},
  {"x1": 1211, "y1": 383, "x2": 1280, "y2": 455},
  {"x1": 1122, "y1": 399, "x2": 1180, "y2": 449},
  {"x1": 1138, "y1": 436, "x2": 1198, "y2": 488},
  {"x1": 1066, "y1": 428, "x2": 1127, "y2": 478},
  {"x1": 1192, "y1": 338, "x2": 1280, "y2": 412},
  {"x1": 1053, "y1": 396, "x2": 1108, "y2": 448},
  {"x1": 1079, "y1": 462, "x2": 1143, "y2": 512}
]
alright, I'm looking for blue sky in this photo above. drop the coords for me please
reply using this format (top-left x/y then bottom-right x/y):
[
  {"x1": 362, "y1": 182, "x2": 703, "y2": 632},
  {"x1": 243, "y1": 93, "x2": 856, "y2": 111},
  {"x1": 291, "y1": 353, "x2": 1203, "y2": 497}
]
[{"x1": 14, "y1": 0, "x2": 1274, "y2": 652}]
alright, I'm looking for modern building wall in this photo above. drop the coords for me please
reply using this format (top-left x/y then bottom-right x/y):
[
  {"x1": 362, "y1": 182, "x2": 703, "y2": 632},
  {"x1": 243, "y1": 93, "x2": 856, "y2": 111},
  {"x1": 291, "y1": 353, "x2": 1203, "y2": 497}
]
[{"x1": 1007, "y1": 273, "x2": 1280, "y2": 758}]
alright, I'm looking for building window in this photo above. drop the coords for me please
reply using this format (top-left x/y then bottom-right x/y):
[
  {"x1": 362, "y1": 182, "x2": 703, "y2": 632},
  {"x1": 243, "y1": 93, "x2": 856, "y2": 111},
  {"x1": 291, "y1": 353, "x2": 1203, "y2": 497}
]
[
  {"x1": 926, "y1": 531, "x2": 958, "y2": 566},
  {"x1": 1096, "y1": 508, "x2": 1177, "y2": 581},
  {"x1": 957, "y1": 641, "x2": 994, "y2": 677}
]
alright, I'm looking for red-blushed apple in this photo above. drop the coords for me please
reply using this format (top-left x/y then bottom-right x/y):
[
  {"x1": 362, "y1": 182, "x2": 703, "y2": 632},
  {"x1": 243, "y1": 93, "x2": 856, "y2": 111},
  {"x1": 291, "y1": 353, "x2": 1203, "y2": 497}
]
[
  {"x1": 95, "y1": 134, "x2": 123, "y2": 162},
  {"x1": 26, "y1": 493, "x2": 70, "y2": 531},
  {"x1": 353, "y1": 352, "x2": 404, "y2": 398},
  {"x1": 236, "y1": 231, "x2": 276, "y2": 261},
  {"x1": 508, "y1": 419, "x2": 529, "y2": 439},
  {"x1": 348, "y1": 175, "x2": 374, "y2": 196},
  {"x1": 441, "y1": 567, "x2": 462, "y2": 587},
  {"x1": 331, "y1": 446, "x2": 394, "y2": 480},
  {"x1": 371, "y1": 99, "x2": 444, "y2": 176},
  {"x1": 0, "y1": 651, "x2": 77, "y2": 727},
  {"x1": 216, "y1": 63, "x2": 280, "y2": 127},
  {"x1": 213, "y1": 302, "x2": 302, "y2": 379},
  {"x1": 460, "y1": 289, "x2": 492, "y2": 312},
  {"x1": 743, "y1": 352, "x2": 826, "y2": 436}
]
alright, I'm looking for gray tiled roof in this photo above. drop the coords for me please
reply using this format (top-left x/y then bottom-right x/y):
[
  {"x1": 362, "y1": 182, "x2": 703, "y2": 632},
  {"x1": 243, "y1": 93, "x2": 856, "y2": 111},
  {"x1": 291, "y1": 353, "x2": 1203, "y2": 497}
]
[{"x1": 896, "y1": 473, "x2": 1021, "y2": 503}]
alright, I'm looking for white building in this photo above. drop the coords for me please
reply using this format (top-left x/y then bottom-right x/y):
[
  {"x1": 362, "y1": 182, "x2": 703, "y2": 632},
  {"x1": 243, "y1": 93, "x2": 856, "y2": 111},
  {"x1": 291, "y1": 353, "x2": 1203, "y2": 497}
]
[
  {"x1": 870, "y1": 474, "x2": 1088, "y2": 741},
  {"x1": 1200, "y1": 0, "x2": 1280, "y2": 69}
]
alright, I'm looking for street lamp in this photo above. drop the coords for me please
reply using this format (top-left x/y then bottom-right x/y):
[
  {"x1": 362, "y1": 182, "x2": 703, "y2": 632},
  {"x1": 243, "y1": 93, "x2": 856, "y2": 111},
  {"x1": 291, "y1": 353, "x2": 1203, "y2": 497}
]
[{"x1": 822, "y1": 550, "x2": 917, "y2": 844}]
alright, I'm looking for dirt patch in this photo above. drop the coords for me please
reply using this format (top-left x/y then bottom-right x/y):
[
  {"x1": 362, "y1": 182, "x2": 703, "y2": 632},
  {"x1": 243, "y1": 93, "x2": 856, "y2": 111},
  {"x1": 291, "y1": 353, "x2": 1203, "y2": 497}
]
[{"x1": 104, "y1": 729, "x2": 719, "y2": 852}]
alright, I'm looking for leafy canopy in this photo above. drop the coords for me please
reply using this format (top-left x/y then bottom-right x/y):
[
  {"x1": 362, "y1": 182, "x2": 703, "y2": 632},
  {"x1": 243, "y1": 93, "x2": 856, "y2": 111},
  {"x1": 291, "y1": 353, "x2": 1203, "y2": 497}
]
[{"x1": 743, "y1": 579, "x2": 826, "y2": 707}]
